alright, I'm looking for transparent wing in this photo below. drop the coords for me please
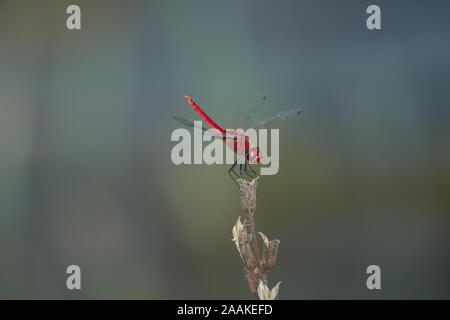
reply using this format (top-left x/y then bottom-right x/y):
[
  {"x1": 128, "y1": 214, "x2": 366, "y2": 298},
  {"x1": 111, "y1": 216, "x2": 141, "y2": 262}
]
[
  {"x1": 171, "y1": 115, "x2": 209, "y2": 131},
  {"x1": 234, "y1": 95, "x2": 267, "y2": 129},
  {"x1": 171, "y1": 115, "x2": 236, "y2": 139},
  {"x1": 222, "y1": 95, "x2": 267, "y2": 130},
  {"x1": 250, "y1": 108, "x2": 302, "y2": 129}
]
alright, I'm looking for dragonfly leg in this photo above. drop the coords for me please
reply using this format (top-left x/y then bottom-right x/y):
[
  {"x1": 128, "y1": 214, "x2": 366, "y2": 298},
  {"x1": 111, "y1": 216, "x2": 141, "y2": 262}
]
[
  {"x1": 229, "y1": 159, "x2": 257, "y2": 186},
  {"x1": 243, "y1": 161, "x2": 256, "y2": 179},
  {"x1": 228, "y1": 160, "x2": 240, "y2": 185},
  {"x1": 248, "y1": 161, "x2": 258, "y2": 178},
  {"x1": 240, "y1": 162, "x2": 255, "y2": 179},
  {"x1": 241, "y1": 160, "x2": 258, "y2": 179}
]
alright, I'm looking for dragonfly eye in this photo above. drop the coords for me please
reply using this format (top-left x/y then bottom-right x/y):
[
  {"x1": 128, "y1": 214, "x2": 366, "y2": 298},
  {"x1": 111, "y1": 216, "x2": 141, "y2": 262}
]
[{"x1": 248, "y1": 147, "x2": 262, "y2": 163}]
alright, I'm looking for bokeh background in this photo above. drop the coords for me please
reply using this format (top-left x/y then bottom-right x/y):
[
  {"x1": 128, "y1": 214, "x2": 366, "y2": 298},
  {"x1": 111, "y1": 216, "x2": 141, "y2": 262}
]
[{"x1": 1, "y1": 0, "x2": 449, "y2": 299}]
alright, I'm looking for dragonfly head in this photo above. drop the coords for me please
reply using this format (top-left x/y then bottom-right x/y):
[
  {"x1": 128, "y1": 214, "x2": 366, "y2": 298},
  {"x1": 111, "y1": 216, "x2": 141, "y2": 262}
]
[{"x1": 248, "y1": 147, "x2": 262, "y2": 163}]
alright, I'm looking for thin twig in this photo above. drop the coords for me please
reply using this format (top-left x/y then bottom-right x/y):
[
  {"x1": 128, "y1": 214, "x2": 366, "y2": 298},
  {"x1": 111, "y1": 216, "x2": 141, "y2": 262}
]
[
  {"x1": 232, "y1": 177, "x2": 281, "y2": 299},
  {"x1": 247, "y1": 212, "x2": 260, "y2": 271}
]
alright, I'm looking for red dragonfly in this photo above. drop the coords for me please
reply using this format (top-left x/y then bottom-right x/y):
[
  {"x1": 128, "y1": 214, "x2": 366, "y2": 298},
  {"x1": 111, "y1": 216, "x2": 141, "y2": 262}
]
[{"x1": 172, "y1": 95, "x2": 302, "y2": 181}]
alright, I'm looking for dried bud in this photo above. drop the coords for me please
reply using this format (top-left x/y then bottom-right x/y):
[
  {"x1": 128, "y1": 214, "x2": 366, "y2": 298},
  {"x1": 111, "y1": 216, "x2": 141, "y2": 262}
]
[
  {"x1": 232, "y1": 217, "x2": 245, "y2": 261},
  {"x1": 232, "y1": 217, "x2": 244, "y2": 246},
  {"x1": 237, "y1": 177, "x2": 260, "y2": 214},
  {"x1": 232, "y1": 217, "x2": 256, "y2": 267},
  {"x1": 258, "y1": 232, "x2": 280, "y2": 273},
  {"x1": 257, "y1": 280, "x2": 281, "y2": 300},
  {"x1": 259, "y1": 232, "x2": 270, "y2": 248}
]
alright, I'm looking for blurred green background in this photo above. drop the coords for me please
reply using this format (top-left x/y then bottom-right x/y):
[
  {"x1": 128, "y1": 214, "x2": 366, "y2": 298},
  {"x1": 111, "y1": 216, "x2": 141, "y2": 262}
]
[{"x1": 0, "y1": 0, "x2": 449, "y2": 299}]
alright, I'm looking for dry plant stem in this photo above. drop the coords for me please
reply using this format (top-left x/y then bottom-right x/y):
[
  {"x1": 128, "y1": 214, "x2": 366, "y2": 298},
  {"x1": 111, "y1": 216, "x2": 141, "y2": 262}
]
[
  {"x1": 234, "y1": 177, "x2": 280, "y2": 299},
  {"x1": 247, "y1": 212, "x2": 261, "y2": 277}
]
